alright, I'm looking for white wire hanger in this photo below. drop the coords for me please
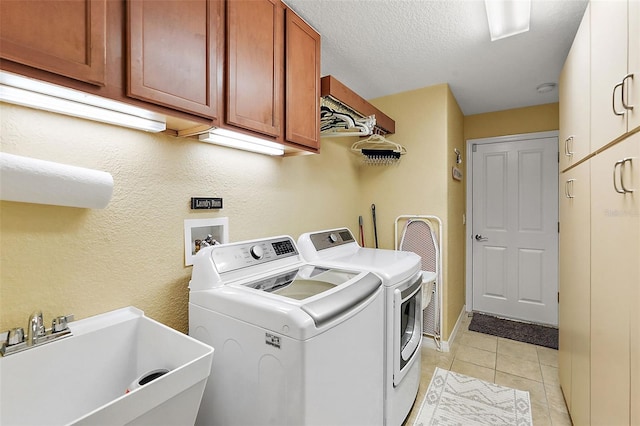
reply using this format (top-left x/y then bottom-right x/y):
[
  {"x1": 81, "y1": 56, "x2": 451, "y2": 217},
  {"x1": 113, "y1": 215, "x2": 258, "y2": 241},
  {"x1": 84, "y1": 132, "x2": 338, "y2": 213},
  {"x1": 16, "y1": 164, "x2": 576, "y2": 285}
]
[
  {"x1": 320, "y1": 98, "x2": 376, "y2": 138},
  {"x1": 351, "y1": 134, "x2": 407, "y2": 165}
]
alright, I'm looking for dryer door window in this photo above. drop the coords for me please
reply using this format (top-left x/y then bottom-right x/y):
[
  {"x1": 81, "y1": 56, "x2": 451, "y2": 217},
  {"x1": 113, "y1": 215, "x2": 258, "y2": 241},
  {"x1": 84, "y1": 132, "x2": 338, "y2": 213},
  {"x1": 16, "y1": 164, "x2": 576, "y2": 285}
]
[
  {"x1": 399, "y1": 290, "x2": 421, "y2": 369},
  {"x1": 394, "y1": 275, "x2": 423, "y2": 385}
]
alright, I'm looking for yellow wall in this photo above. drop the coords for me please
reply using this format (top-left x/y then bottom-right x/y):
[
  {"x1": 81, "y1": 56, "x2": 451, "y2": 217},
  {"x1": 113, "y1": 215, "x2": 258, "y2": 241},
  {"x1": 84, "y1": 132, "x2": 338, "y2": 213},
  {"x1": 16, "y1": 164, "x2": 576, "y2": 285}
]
[
  {"x1": 0, "y1": 89, "x2": 560, "y2": 344},
  {"x1": 444, "y1": 88, "x2": 466, "y2": 339},
  {"x1": 464, "y1": 103, "x2": 559, "y2": 141},
  {"x1": 365, "y1": 84, "x2": 466, "y2": 341},
  {"x1": 0, "y1": 103, "x2": 362, "y2": 332}
]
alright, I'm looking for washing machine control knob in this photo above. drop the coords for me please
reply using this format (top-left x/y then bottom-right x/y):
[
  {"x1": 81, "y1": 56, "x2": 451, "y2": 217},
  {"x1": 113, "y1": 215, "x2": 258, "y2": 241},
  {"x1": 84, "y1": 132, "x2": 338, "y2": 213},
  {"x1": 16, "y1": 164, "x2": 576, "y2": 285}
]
[
  {"x1": 249, "y1": 245, "x2": 264, "y2": 260},
  {"x1": 328, "y1": 233, "x2": 338, "y2": 243}
]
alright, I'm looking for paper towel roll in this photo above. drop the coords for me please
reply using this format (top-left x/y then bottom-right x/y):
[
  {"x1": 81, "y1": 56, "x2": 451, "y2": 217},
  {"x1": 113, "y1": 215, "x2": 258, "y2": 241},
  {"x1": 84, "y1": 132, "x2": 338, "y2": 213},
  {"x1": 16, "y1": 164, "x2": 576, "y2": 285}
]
[{"x1": 0, "y1": 153, "x2": 113, "y2": 209}]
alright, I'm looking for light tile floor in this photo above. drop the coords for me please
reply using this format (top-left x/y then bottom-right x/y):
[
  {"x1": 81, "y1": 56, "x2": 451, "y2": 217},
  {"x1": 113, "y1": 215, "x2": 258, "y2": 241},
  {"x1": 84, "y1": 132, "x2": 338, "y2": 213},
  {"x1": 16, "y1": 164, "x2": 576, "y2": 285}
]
[{"x1": 403, "y1": 314, "x2": 572, "y2": 426}]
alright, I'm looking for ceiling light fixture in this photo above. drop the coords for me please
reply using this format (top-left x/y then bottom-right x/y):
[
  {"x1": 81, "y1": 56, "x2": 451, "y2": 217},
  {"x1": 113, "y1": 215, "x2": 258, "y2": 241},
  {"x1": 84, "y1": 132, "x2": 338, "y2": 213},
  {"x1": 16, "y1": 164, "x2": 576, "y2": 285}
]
[
  {"x1": 0, "y1": 71, "x2": 166, "y2": 132},
  {"x1": 199, "y1": 128, "x2": 285, "y2": 156},
  {"x1": 536, "y1": 82, "x2": 557, "y2": 93},
  {"x1": 485, "y1": 0, "x2": 531, "y2": 41}
]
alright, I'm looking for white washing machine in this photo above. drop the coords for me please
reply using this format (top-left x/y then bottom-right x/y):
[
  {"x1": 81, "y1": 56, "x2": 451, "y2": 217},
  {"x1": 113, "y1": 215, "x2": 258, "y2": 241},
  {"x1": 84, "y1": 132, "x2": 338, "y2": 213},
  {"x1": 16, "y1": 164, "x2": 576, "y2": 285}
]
[
  {"x1": 298, "y1": 228, "x2": 426, "y2": 426},
  {"x1": 189, "y1": 235, "x2": 385, "y2": 426}
]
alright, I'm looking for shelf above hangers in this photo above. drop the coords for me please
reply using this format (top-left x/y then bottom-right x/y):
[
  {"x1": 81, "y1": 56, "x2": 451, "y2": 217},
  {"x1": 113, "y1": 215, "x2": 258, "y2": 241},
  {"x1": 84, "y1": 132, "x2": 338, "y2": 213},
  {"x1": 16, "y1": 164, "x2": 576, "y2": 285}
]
[{"x1": 320, "y1": 75, "x2": 396, "y2": 135}]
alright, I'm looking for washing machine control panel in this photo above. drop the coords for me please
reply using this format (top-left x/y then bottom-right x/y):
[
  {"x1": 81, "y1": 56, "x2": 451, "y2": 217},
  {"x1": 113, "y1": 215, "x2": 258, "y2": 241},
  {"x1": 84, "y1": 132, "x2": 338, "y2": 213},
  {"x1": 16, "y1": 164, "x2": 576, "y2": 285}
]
[
  {"x1": 210, "y1": 237, "x2": 298, "y2": 274},
  {"x1": 309, "y1": 228, "x2": 356, "y2": 251}
]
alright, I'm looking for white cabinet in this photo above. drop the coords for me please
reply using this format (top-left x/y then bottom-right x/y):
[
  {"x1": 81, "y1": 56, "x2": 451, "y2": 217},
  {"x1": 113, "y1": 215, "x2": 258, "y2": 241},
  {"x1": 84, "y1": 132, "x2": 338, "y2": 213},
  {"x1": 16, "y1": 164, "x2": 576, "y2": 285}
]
[
  {"x1": 559, "y1": 4, "x2": 590, "y2": 170},
  {"x1": 560, "y1": 2, "x2": 640, "y2": 424},
  {"x1": 590, "y1": 0, "x2": 640, "y2": 151},
  {"x1": 590, "y1": 133, "x2": 639, "y2": 425},
  {"x1": 558, "y1": 161, "x2": 591, "y2": 424},
  {"x1": 629, "y1": 0, "x2": 640, "y2": 131}
]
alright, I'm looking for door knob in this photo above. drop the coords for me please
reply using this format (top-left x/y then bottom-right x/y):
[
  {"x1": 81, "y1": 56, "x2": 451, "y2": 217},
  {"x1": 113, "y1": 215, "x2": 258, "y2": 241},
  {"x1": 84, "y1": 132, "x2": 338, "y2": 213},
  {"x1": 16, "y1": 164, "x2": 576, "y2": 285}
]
[{"x1": 475, "y1": 234, "x2": 488, "y2": 242}]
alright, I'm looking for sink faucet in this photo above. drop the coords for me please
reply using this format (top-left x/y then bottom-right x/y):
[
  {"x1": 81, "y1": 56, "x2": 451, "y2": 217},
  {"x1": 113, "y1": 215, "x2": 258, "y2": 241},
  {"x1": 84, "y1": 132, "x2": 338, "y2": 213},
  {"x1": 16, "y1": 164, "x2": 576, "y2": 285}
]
[
  {"x1": 1, "y1": 311, "x2": 73, "y2": 356},
  {"x1": 27, "y1": 311, "x2": 45, "y2": 345}
]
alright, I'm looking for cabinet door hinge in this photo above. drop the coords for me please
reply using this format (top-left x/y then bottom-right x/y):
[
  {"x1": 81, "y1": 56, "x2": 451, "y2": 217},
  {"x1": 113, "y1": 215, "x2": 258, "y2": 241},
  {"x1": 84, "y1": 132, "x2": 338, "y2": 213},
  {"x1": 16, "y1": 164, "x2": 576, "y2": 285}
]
[
  {"x1": 558, "y1": 222, "x2": 560, "y2": 233},
  {"x1": 558, "y1": 292, "x2": 560, "y2": 303}
]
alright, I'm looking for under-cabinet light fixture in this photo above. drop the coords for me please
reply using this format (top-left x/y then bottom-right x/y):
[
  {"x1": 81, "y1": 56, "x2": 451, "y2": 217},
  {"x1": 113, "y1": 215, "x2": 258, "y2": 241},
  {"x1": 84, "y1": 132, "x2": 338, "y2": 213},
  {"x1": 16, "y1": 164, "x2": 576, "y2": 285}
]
[
  {"x1": 0, "y1": 71, "x2": 166, "y2": 132},
  {"x1": 485, "y1": 0, "x2": 531, "y2": 41},
  {"x1": 199, "y1": 128, "x2": 285, "y2": 156}
]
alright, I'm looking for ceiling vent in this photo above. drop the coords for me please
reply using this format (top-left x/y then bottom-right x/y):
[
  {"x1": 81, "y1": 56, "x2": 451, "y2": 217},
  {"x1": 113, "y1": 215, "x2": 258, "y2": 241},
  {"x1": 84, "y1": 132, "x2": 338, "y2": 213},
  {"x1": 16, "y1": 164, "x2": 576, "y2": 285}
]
[{"x1": 320, "y1": 76, "x2": 395, "y2": 138}]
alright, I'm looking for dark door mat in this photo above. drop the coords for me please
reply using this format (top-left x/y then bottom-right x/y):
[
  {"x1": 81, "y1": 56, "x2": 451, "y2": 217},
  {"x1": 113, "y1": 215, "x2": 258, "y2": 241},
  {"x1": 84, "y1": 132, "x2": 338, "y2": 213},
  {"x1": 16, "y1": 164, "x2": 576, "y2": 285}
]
[{"x1": 468, "y1": 313, "x2": 558, "y2": 349}]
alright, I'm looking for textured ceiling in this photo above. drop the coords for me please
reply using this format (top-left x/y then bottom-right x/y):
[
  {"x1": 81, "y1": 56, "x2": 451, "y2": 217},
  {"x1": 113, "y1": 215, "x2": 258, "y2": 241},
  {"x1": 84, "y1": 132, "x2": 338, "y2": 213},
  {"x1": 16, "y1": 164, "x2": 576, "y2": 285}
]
[{"x1": 284, "y1": 0, "x2": 589, "y2": 115}]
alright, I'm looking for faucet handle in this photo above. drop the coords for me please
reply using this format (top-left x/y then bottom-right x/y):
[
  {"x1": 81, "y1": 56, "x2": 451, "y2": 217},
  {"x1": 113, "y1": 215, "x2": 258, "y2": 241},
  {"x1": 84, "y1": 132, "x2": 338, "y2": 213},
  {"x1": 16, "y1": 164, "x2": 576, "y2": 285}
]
[
  {"x1": 8, "y1": 328, "x2": 25, "y2": 345},
  {"x1": 52, "y1": 314, "x2": 74, "y2": 333},
  {"x1": 1, "y1": 328, "x2": 26, "y2": 356}
]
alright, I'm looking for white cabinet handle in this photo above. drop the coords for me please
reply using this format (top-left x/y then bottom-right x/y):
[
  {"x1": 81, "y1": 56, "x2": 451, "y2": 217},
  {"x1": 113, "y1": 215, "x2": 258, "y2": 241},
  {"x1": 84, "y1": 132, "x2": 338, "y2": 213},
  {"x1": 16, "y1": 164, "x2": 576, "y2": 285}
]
[
  {"x1": 565, "y1": 179, "x2": 576, "y2": 198},
  {"x1": 564, "y1": 136, "x2": 575, "y2": 157},
  {"x1": 622, "y1": 73, "x2": 635, "y2": 111},
  {"x1": 613, "y1": 81, "x2": 626, "y2": 116},
  {"x1": 613, "y1": 157, "x2": 635, "y2": 194},
  {"x1": 613, "y1": 159, "x2": 626, "y2": 193},
  {"x1": 620, "y1": 157, "x2": 635, "y2": 193}
]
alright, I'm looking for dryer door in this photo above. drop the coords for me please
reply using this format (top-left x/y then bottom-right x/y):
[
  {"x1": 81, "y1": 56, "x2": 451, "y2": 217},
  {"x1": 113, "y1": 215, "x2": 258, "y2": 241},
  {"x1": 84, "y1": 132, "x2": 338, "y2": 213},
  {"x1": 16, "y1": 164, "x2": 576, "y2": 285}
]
[{"x1": 394, "y1": 275, "x2": 423, "y2": 385}]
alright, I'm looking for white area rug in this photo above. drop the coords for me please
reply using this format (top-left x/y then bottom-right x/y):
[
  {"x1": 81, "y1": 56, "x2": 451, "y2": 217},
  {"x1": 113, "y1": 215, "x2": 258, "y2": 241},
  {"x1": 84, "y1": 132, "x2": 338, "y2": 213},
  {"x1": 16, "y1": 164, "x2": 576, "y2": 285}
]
[{"x1": 413, "y1": 367, "x2": 533, "y2": 426}]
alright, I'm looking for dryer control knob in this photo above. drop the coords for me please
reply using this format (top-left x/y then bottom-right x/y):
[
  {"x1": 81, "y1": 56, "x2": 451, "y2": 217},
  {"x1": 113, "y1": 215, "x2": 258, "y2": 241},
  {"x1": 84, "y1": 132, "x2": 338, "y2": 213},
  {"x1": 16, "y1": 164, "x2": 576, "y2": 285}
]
[
  {"x1": 250, "y1": 245, "x2": 264, "y2": 260},
  {"x1": 328, "y1": 233, "x2": 338, "y2": 243}
]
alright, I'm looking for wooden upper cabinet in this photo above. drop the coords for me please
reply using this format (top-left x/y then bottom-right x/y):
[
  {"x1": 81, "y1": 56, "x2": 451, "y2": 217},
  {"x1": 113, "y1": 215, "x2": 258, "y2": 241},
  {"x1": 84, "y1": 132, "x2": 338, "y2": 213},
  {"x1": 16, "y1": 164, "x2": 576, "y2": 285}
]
[
  {"x1": 285, "y1": 8, "x2": 320, "y2": 151},
  {"x1": 127, "y1": 0, "x2": 223, "y2": 120},
  {"x1": 0, "y1": 0, "x2": 106, "y2": 85},
  {"x1": 226, "y1": 0, "x2": 284, "y2": 138}
]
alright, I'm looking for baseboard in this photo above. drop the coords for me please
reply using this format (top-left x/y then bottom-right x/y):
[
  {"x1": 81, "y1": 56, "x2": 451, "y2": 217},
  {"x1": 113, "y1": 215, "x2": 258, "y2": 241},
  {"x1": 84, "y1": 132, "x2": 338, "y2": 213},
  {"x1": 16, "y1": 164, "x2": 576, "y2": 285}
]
[{"x1": 421, "y1": 304, "x2": 467, "y2": 352}]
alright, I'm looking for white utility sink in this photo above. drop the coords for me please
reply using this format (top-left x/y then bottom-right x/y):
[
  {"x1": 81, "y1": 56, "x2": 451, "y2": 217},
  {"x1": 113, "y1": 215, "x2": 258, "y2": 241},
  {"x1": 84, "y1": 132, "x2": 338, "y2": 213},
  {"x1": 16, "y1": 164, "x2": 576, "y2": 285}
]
[{"x1": 0, "y1": 307, "x2": 214, "y2": 426}]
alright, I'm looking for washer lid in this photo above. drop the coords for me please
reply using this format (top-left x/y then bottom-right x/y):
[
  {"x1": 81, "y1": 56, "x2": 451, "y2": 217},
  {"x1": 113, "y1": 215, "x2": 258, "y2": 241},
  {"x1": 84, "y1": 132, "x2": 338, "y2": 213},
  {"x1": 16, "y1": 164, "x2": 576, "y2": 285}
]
[
  {"x1": 245, "y1": 265, "x2": 359, "y2": 300},
  {"x1": 244, "y1": 265, "x2": 382, "y2": 327},
  {"x1": 298, "y1": 228, "x2": 421, "y2": 285},
  {"x1": 190, "y1": 265, "x2": 382, "y2": 334}
]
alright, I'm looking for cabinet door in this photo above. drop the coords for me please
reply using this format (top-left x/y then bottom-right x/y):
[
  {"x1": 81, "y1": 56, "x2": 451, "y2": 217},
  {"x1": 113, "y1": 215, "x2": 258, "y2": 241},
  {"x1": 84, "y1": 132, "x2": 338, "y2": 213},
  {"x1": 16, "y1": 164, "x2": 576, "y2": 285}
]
[
  {"x1": 559, "y1": 5, "x2": 590, "y2": 170},
  {"x1": 590, "y1": 134, "x2": 639, "y2": 425},
  {"x1": 628, "y1": 0, "x2": 640, "y2": 131},
  {"x1": 558, "y1": 162, "x2": 591, "y2": 424},
  {"x1": 0, "y1": 0, "x2": 106, "y2": 85},
  {"x1": 285, "y1": 9, "x2": 320, "y2": 151},
  {"x1": 590, "y1": 0, "x2": 631, "y2": 150},
  {"x1": 634, "y1": 229, "x2": 640, "y2": 426},
  {"x1": 226, "y1": 0, "x2": 284, "y2": 137},
  {"x1": 128, "y1": 0, "x2": 223, "y2": 120}
]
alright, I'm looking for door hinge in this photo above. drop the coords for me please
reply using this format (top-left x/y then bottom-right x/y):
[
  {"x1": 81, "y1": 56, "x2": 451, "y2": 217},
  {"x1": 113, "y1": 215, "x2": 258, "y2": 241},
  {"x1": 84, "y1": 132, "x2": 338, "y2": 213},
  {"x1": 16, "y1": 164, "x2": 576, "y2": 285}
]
[
  {"x1": 558, "y1": 292, "x2": 560, "y2": 303},
  {"x1": 558, "y1": 221, "x2": 560, "y2": 233}
]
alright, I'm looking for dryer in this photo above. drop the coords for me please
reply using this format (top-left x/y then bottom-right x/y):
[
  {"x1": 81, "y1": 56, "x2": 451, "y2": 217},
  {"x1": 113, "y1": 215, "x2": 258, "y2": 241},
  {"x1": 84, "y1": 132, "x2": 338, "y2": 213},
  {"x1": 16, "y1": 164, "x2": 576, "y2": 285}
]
[
  {"x1": 297, "y1": 228, "x2": 427, "y2": 426},
  {"x1": 189, "y1": 235, "x2": 384, "y2": 426}
]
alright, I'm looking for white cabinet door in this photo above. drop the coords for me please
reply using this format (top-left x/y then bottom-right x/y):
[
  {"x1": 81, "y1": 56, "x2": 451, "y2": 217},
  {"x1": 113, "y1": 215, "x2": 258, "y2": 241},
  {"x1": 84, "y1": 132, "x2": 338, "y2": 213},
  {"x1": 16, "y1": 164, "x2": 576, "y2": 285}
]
[
  {"x1": 558, "y1": 161, "x2": 591, "y2": 424},
  {"x1": 590, "y1": 134, "x2": 639, "y2": 425},
  {"x1": 590, "y1": 0, "x2": 630, "y2": 151},
  {"x1": 559, "y1": 4, "x2": 590, "y2": 170},
  {"x1": 628, "y1": 0, "x2": 640, "y2": 131}
]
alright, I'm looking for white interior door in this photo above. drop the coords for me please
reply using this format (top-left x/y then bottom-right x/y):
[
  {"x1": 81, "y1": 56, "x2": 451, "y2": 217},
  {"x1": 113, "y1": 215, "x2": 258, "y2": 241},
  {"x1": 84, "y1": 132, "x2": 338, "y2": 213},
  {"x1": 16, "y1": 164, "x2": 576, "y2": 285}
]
[{"x1": 471, "y1": 136, "x2": 558, "y2": 326}]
